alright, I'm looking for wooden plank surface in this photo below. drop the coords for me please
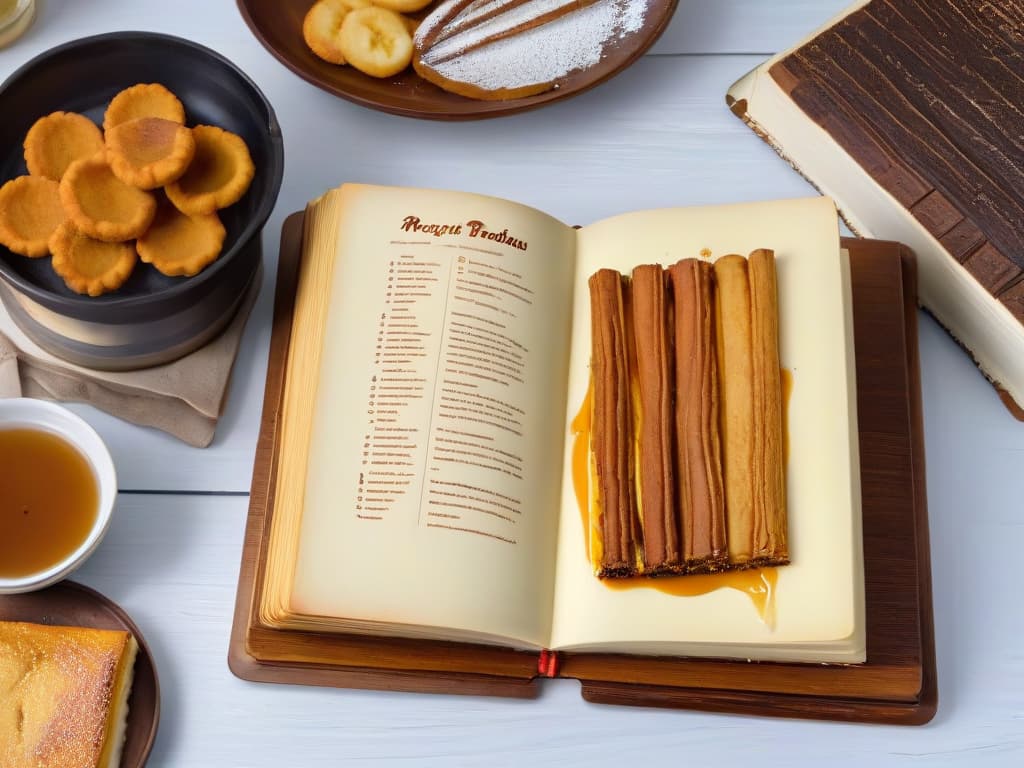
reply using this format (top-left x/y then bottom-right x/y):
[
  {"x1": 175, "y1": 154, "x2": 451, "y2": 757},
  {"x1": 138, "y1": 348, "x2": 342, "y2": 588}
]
[
  {"x1": 652, "y1": 0, "x2": 852, "y2": 53},
  {"x1": 0, "y1": 0, "x2": 1021, "y2": 763},
  {"x1": 68, "y1": 489, "x2": 1019, "y2": 765}
]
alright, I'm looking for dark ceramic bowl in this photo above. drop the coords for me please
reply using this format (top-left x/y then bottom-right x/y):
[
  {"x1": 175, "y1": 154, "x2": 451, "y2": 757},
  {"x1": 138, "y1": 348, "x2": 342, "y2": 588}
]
[{"x1": 0, "y1": 32, "x2": 283, "y2": 370}]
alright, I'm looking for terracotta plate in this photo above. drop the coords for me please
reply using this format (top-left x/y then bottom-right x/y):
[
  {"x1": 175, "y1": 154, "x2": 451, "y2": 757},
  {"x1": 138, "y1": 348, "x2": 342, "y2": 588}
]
[
  {"x1": 0, "y1": 581, "x2": 160, "y2": 767},
  {"x1": 237, "y1": 0, "x2": 679, "y2": 120}
]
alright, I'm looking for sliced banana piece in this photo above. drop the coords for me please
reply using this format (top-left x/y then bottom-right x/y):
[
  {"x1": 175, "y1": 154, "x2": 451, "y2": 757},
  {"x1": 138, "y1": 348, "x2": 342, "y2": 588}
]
[
  {"x1": 303, "y1": 0, "x2": 371, "y2": 64},
  {"x1": 338, "y1": 7, "x2": 414, "y2": 78},
  {"x1": 372, "y1": 0, "x2": 433, "y2": 12},
  {"x1": 401, "y1": 14, "x2": 420, "y2": 36}
]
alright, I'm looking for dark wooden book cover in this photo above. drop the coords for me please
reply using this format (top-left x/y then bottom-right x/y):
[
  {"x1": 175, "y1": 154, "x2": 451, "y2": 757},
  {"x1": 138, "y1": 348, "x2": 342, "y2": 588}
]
[
  {"x1": 229, "y1": 212, "x2": 936, "y2": 725},
  {"x1": 728, "y1": 0, "x2": 1024, "y2": 420}
]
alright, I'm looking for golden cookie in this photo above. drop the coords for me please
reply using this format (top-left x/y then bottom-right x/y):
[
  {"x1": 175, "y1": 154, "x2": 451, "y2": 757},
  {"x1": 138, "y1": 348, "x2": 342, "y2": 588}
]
[
  {"x1": 49, "y1": 222, "x2": 136, "y2": 296},
  {"x1": 0, "y1": 176, "x2": 66, "y2": 258},
  {"x1": 59, "y1": 154, "x2": 157, "y2": 242},
  {"x1": 23, "y1": 111, "x2": 105, "y2": 181},
  {"x1": 165, "y1": 126, "x2": 255, "y2": 216},
  {"x1": 103, "y1": 83, "x2": 186, "y2": 132},
  {"x1": 136, "y1": 199, "x2": 226, "y2": 277},
  {"x1": 339, "y1": 7, "x2": 413, "y2": 78},
  {"x1": 105, "y1": 117, "x2": 196, "y2": 190}
]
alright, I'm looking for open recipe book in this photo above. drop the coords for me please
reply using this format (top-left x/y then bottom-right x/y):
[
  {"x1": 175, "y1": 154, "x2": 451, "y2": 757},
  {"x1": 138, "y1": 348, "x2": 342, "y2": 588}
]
[{"x1": 260, "y1": 184, "x2": 865, "y2": 664}]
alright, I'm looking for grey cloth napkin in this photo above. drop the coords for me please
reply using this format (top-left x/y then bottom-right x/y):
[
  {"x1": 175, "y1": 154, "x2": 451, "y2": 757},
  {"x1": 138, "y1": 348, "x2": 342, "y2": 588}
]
[{"x1": 0, "y1": 265, "x2": 261, "y2": 447}]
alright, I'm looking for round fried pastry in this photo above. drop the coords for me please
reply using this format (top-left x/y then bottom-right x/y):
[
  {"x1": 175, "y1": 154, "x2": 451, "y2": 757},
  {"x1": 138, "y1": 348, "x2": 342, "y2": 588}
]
[
  {"x1": 304, "y1": 0, "x2": 359, "y2": 64},
  {"x1": 23, "y1": 111, "x2": 105, "y2": 181},
  {"x1": 339, "y1": 7, "x2": 413, "y2": 79},
  {"x1": 136, "y1": 200, "x2": 226, "y2": 277},
  {"x1": 103, "y1": 83, "x2": 186, "y2": 132},
  {"x1": 165, "y1": 125, "x2": 255, "y2": 216},
  {"x1": 49, "y1": 222, "x2": 136, "y2": 296},
  {"x1": 59, "y1": 154, "x2": 157, "y2": 242},
  {"x1": 0, "y1": 176, "x2": 66, "y2": 258},
  {"x1": 105, "y1": 117, "x2": 196, "y2": 190}
]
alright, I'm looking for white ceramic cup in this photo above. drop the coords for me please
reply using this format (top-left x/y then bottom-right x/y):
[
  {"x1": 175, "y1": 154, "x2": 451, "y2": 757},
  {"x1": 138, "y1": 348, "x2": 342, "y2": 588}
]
[
  {"x1": 0, "y1": 0, "x2": 35, "y2": 49},
  {"x1": 0, "y1": 398, "x2": 117, "y2": 594}
]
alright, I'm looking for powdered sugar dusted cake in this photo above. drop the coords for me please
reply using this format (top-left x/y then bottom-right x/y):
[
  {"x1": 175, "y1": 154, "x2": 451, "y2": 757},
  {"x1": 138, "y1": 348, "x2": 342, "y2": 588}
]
[{"x1": 413, "y1": 0, "x2": 649, "y2": 100}]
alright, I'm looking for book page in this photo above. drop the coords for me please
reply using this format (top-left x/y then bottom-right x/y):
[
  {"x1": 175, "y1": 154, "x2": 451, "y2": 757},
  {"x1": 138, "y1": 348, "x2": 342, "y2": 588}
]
[
  {"x1": 549, "y1": 197, "x2": 865, "y2": 660},
  {"x1": 290, "y1": 184, "x2": 577, "y2": 647}
]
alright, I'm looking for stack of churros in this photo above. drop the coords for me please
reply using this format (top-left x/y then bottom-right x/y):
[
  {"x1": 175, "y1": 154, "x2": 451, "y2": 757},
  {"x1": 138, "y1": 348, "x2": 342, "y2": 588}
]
[
  {"x1": 586, "y1": 250, "x2": 788, "y2": 578},
  {"x1": 0, "y1": 83, "x2": 255, "y2": 296}
]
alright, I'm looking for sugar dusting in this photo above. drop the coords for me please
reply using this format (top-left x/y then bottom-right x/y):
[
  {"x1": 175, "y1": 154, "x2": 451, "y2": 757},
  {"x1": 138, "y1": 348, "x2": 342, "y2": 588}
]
[
  {"x1": 416, "y1": 0, "x2": 650, "y2": 93},
  {"x1": 428, "y1": 0, "x2": 591, "y2": 63},
  {"x1": 445, "y1": 0, "x2": 512, "y2": 35}
]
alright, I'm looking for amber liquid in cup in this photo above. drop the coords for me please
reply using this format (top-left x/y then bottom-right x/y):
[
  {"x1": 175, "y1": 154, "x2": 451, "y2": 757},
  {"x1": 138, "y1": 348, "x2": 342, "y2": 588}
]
[{"x1": 0, "y1": 428, "x2": 99, "y2": 579}]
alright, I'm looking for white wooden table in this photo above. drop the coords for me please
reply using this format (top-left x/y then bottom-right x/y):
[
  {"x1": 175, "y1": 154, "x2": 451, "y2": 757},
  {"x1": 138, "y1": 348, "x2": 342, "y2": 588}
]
[{"x1": 3, "y1": 1, "x2": 1023, "y2": 765}]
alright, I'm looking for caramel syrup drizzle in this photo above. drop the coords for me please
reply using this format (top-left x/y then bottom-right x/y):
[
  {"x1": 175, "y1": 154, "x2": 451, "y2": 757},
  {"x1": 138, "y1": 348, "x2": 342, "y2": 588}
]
[{"x1": 570, "y1": 370, "x2": 792, "y2": 625}]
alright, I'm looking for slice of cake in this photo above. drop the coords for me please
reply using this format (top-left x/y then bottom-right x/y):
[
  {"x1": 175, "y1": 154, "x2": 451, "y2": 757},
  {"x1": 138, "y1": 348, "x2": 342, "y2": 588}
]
[{"x1": 0, "y1": 621, "x2": 138, "y2": 768}]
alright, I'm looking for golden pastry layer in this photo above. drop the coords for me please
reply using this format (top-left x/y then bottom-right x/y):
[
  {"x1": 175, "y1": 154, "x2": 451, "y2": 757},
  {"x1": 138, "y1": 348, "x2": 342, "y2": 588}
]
[
  {"x1": 0, "y1": 176, "x2": 65, "y2": 258},
  {"x1": 165, "y1": 125, "x2": 254, "y2": 216},
  {"x1": 103, "y1": 82, "x2": 185, "y2": 132},
  {"x1": 0, "y1": 620, "x2": 138, "y2": 768},
  {"x1": 23, "y1": 111, "x2": 105, "y2": 182},
  {"x1": 137, "y1": 198, "x2": 225, "y2": 277},
  {"x1": 748, "y1": 249, "x2": 788, "y2": 565},
  {"x1": 714, "y1": 255, "x2": 756, "y2": 565},
  {"x1": 586, "y1": 250, "x2": 788, "y2": 578},
  {"x1": 50, "y1": 222, "x2": 137, "y2": 296},
  {"x1": 59, "y1": 154, "x2": 156, "y2": 243},
  {"x1": 105, "y1": 117, "x2": 196, "y2": 190}
]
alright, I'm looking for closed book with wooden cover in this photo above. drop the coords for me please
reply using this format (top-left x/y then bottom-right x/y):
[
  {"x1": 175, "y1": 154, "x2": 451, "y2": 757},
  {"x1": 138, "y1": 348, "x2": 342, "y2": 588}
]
[{"x1": 727, "y1": 0, "x2": 1024, "y2": 419}]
